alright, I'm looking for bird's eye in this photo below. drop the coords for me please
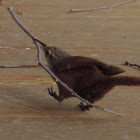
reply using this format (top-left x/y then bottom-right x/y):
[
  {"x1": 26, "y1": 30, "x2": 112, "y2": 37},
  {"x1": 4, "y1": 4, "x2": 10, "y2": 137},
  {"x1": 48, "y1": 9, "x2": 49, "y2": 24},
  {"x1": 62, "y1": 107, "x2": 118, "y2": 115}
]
[
  {"x1": 45, "y1": 51, "x2": 49, "y2": 55},
  {"x1": 45, "y1": 50, "x2": 51, "y2": 55}
]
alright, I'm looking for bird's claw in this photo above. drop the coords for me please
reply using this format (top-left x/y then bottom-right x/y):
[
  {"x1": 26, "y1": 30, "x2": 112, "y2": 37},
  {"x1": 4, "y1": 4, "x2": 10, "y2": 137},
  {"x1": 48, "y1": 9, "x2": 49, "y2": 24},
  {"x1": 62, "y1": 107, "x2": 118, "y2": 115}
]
[
  {"x1": 48, "y1": 86, "x2": 56, "y2": 97},
  {"x1": 78, "y1": 102, "x2": 93, "y2": 111},
  {"x1": 48, "y1": 86, "x2": 61, "y2": 102}
]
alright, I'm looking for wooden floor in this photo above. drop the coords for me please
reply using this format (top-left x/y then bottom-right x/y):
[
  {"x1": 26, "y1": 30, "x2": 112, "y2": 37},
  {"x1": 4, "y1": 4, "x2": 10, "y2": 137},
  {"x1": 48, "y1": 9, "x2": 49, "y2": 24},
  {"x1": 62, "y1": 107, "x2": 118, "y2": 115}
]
[{"x1": 0, "y1": 0, "x2": 140, "y2": 139}]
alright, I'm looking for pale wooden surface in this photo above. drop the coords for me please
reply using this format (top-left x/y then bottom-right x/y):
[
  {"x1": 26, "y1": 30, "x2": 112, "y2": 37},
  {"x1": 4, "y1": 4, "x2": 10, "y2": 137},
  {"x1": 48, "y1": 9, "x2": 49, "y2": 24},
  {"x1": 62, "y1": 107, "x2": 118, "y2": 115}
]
[{"x1": 0, "y1": 0, "x2": 140, "y2": 140}]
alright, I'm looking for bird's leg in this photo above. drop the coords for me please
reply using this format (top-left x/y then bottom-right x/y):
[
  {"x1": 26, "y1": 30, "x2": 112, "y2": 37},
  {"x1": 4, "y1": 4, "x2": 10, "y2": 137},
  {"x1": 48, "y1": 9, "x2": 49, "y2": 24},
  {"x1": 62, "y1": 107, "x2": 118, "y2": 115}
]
[
  {"x1": 78, "y1": 102, "x2": 93, "y2": 111},
  {"x1": 48, "y1": 86, "x2": 61, "y2": 102}
]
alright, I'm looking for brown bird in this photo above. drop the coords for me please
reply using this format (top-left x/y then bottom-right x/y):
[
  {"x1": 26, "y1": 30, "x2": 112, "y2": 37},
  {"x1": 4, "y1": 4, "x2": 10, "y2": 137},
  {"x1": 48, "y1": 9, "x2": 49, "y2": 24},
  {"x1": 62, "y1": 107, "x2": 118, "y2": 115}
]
[{"x1": 35, "y1": 38, "x2": 140, "y2": 111}]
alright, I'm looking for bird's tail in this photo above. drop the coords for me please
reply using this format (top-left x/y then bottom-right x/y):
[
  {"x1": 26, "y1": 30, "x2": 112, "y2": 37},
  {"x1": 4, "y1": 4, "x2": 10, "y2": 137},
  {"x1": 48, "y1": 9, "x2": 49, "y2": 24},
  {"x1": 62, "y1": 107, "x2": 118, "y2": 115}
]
[{"x1": 110, "y1": 76, "x2": 140, "y2": 86}]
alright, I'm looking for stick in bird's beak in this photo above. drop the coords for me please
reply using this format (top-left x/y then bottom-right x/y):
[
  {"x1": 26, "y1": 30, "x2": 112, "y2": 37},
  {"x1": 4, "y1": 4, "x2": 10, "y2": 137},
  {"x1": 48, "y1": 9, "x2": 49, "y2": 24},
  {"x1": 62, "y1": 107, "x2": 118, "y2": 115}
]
[{"x1": 33, "y1": 38, "x2": 48, "y2": 51}]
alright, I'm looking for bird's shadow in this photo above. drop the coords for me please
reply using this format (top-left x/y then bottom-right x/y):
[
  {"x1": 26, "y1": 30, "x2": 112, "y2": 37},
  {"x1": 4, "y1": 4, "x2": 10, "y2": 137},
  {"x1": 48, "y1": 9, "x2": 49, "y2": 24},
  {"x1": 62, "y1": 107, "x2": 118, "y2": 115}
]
[{"x1": 3, "y1": 85, "x2": 81, "y2": 113}]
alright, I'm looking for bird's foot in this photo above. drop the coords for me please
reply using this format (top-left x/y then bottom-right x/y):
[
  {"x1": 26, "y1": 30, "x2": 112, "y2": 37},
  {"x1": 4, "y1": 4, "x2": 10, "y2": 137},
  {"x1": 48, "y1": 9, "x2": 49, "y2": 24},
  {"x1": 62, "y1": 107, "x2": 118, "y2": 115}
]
[
  {"x1": 78, "y1": 102, "x2": 93, "y2": 111},
  {"x1": 48, "y1": 86, "x2": 56, "y2": 96},
  {"x1": 48, "y1": 86, "x2": 60, "y2": 102}
]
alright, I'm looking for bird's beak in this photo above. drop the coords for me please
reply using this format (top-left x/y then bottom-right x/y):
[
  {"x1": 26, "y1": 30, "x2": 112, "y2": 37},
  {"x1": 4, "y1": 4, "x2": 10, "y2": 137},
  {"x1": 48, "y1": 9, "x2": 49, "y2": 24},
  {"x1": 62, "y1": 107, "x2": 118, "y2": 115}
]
[
  {"x1": 33, "y1": 40, "x2": 45, "y2": 51},
  {"x1": 40, "y1": 45, "x2": 45, "y2": 51}
]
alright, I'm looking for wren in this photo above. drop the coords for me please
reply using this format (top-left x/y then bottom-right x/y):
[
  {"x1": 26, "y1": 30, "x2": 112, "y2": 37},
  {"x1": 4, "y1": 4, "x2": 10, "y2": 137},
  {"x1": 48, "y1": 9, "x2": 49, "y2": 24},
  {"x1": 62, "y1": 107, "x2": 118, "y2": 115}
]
[{"x1": 35, "y1": 38, "x2": 140, "y2": 111}]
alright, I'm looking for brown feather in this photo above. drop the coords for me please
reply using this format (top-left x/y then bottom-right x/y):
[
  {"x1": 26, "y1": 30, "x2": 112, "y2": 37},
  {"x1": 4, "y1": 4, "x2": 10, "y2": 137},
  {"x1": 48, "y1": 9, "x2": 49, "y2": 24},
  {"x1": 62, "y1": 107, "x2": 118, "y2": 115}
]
[{"x1": 57, "y1": 56, "x2": 125, "y2": 76}]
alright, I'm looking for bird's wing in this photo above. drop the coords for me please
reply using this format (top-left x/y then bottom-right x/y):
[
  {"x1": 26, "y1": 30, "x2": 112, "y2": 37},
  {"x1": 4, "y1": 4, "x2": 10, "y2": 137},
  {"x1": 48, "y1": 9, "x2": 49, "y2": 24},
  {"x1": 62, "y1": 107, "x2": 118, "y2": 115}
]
[{"x1": 58, "y1": 56, "x2": 125, "y2": 76}]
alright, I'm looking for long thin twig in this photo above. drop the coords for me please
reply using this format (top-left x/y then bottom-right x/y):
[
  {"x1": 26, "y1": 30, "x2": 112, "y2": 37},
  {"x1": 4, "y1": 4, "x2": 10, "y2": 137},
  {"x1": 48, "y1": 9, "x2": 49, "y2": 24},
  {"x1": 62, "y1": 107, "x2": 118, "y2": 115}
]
[
  {"x1": 0, "y1": 46, "x2": 31, "y2": 49},
  {"x1": 0, "y1": 64, "x2": 41, "y2": 68},
  {"x1": 8, "y1": 6, "x2": 127, "y2": 116},
  {"x1": 0, "y1": 46, "x2": 15, "y2": 49},
  {"x1": 70, "y1": 0, "x2": 136, "y2": 13},
  {"x1": 123, "y1": 61, "x2": 140, "y2": 70}
]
